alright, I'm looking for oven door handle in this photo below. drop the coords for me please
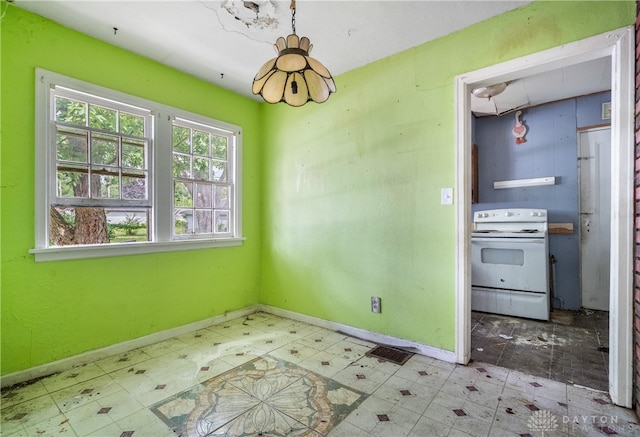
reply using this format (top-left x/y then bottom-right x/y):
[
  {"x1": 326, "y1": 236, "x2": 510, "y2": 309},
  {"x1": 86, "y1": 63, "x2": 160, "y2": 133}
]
[{"x1": 471, "y1": 237, "x2": 546, "y2": 244}]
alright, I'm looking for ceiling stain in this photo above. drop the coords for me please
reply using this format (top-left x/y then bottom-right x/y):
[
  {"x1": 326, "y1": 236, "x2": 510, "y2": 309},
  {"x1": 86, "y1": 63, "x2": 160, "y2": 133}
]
[{"x1": 222, "y1": 0, "x2": 279, "y2": 30}]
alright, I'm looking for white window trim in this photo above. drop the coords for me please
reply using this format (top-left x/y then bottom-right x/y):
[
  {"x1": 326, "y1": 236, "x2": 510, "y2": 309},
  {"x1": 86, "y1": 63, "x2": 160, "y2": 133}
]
[{"x1": 31, "y1": 68, "x2": 244, "y2": 262}]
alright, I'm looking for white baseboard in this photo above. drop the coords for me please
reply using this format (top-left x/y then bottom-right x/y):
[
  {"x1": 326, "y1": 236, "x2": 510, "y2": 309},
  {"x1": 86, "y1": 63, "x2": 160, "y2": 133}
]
[
  {"x1": 260, "y1": 305, "x2": 457, "y2": 364},
  {"x1": 0, "y1": 305, "x2": 260, "y2": 388},
  {"x1": 2, "y1": 304, "x2": 456, "y2": 388}
]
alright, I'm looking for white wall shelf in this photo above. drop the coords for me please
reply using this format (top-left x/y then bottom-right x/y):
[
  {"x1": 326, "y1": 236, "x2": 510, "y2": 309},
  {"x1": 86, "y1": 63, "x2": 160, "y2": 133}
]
[{"x1": 493, "y1": 177, "x2": 556, "y2": 189}]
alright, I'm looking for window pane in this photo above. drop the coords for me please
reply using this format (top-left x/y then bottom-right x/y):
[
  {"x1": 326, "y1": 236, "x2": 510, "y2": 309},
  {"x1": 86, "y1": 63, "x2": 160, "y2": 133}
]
[
  {"x1": 89, "y1": 105, "x2": 117, "y2": 131},
  {"x1": 174, "y1": 181, "x2": 193, "y2": 207},
  {"x1": 55, "y1": 97, "x2": 86, "y2": 125},
  {"x1": 49, "y1": 207, "x2": 76, "y2": 245},
  {"x1": 212, "y1": 135, "x2": 227, "y2": 159},
  {"x1": 57, "y1": 166, "x2": 89, "y2": 198},
  {"x1": 196, "y1": 183, "x2": 212, "y2": 208},
  {"x1": 212, "y1": 161, "x2": 226, "y2": 182},
  {"x1": 173, "y1": 126, "x2": 190, "y2": 153},
  {"x1": 122, "y1": 139, "x2": 145, "y2": 169},
  {"x1": 122, "y1": 171, "x2": 147, "y2": 200},
  {"x1": 193, "y1": 157, "x2": 210, "y2": 180},
  {"x1": 119, "y1": 112, "x2": 144, "y2": 136},
  {"x1": 173, "y1": 153, "x2": 191, "y2": 178},
  {"x1": 57, "y1": 128, "x2": 88, "y2": 163},
  {"x1": 214, "y1": 185, "x2": 229, "y2": 208},
  {"x1": 214, "y1": 210, "x2": 229, "y2": 233},
  {"x1": 51, "y1": 206, "x2": 142, "y2": 246},
  {"x1": 91, "y1": 168, "x2": 120, "y2": 199},
  {"x1": 193, "y1": 130, "x2": 209, "y2": 156},
  {"x1": 91, "y1": 134, "x2": 119, "y2": 165},
  {"x1": 195, "y1": 210, "x2": 213, "y2": 234},
  {"x1": 106, "y1": 210, "x2": 149, "y2": 242},
  {"x1": 174, "y1": 209, "x2": 191, "y2": 235}
]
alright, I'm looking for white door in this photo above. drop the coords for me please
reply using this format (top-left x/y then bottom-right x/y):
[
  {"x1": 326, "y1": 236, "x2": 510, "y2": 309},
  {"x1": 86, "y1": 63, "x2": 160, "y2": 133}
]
[{"x1": 579, "y1": 127, "x2": 611, "y2": 311}]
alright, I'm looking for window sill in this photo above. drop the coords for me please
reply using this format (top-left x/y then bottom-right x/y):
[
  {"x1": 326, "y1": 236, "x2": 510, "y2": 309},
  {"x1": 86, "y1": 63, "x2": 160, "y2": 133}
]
[{"x1": 29, "y1": 238, "x2": 246, "y2": 262}]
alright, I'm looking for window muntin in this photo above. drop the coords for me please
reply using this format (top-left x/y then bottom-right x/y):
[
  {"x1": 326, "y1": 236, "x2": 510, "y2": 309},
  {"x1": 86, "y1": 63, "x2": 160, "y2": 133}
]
[{"x1": 33, "y1": 69, "x2": 243, "y2": 260}]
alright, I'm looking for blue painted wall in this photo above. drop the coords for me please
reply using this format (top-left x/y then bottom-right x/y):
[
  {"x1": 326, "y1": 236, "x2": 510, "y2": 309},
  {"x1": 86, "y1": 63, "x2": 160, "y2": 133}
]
[{"x1": 472, "y1": 92, "x2": 610, "y2": 310}]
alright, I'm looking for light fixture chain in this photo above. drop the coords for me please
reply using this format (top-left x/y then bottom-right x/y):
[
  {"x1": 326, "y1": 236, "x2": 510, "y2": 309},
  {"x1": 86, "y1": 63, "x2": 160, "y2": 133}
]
[{"x1": 290, "y1": 0, "x2": 296, "y2": 34}]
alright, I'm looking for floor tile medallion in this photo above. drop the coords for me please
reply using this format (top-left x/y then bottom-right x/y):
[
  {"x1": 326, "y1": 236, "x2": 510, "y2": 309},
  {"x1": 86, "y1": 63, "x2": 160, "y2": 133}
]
[{"x1": 151, "y1": 355, "x2": 367, "y2": 436}]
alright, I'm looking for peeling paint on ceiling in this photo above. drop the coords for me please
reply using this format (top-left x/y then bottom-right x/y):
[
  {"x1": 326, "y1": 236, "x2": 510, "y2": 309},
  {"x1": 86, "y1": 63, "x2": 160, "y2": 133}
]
[
  {"x1": 15, "y1": 1, "x2": 545, "y2": 100},
  {"x1": 221, "y1": 0, "x2": 280, "y2": 30}
]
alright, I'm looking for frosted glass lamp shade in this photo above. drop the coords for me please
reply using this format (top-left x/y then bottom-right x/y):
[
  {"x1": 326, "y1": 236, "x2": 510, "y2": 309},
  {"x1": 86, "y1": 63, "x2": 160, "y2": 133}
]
[{"x1": 253, "y1": 34, "x2": 336, "y2": 106}]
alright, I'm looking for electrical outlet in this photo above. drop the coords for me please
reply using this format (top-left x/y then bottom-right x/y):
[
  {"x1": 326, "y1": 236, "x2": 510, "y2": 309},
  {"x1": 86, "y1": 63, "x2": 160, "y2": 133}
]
[{"x1": 371, "y1": 296, "x2": 381, "y2": 313}]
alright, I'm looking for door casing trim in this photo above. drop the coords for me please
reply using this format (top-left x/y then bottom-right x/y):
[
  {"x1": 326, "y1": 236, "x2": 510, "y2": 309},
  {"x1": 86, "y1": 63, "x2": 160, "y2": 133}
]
[{"x1": 454, "y1": 26, "x2": 634, "y2": 408}]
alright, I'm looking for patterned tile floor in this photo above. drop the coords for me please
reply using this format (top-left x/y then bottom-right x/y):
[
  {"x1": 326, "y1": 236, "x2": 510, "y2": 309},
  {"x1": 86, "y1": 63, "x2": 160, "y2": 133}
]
[{"x1": 1, "y1": 311, "x2": 638, "y2": 436}]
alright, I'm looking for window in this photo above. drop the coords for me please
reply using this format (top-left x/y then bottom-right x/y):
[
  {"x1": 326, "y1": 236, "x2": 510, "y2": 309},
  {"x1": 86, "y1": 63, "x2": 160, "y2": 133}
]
[
  {"x1": 51, "y1": 87, "x2": 153, "y2": 246},
  {"x1": 171, "y1": 118, "x2": 234, "y2": 238},
  {"x1": 32, "y1": 69, "x2": 243, "y2": 261}
]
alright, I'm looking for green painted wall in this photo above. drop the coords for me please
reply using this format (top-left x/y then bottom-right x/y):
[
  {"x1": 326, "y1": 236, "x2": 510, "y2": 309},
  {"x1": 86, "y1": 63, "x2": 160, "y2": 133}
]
[
  {"x1": 259, "y1": 1, "x2": 635, "y2": 351},
  {"x1": 1, "y1": 7, "x2": 262, "y2": 375},
  {"x1": 1, "y1": 1, "x2": 634, "y2": 377}
]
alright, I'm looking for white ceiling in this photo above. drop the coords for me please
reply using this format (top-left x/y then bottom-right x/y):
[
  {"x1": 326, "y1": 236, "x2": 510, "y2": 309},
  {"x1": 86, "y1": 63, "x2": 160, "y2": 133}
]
[
  {"x1": 14, "y1": 0, "x2": 611, "y2": 111},
  {"x1": 470, "y1": 57, "x2": 612, "y2": 116}
]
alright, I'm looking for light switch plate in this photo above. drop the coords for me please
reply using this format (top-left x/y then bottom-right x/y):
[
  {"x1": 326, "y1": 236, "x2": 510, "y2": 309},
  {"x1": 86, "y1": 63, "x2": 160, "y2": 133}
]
[{"x1": 441, "y1": 188, "x2": 453, "y2": 205}]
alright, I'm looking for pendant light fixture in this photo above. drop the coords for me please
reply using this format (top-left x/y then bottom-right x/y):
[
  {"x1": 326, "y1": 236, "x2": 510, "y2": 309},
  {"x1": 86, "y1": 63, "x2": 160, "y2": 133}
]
[{"x1": 252, "y1": 0, "x2": 336, "y2": 106}]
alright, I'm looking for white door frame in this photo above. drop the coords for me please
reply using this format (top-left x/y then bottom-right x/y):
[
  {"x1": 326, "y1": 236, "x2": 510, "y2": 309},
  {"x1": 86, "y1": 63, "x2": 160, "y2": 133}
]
[{"x1": 454, "y1": 26, "x2": 634, "y2": 407}]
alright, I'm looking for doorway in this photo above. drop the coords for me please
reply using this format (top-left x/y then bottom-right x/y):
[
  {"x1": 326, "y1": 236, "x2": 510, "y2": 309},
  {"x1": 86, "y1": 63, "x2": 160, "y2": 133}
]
[
  {"x1": 454, "y1": 27, "x2": 634, "y2": 407},
  {"x1": 579, "y1": 127, "x2": 612, "y2": 311}
]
